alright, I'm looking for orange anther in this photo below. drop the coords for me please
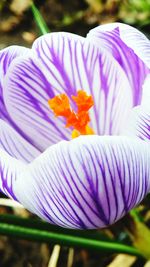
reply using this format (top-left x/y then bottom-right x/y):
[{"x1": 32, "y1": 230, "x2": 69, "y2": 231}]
[
  {"x1": 48, "y1": 94, "x2": 71, "y2": 117},
  {"x1": 71, "y1": 90, "x2": 94, "y2": 112}
]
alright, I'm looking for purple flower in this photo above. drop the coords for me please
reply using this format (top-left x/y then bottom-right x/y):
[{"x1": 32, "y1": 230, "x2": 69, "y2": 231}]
[{"x1": 0, "y1": 23, "x2": 150, "y2": 229}]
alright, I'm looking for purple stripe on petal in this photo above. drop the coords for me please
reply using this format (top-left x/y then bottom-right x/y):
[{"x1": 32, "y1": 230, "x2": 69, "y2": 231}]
[
  {"x1": 0, "y1": 120, "x2": 40, "y2": 162},
  {"x1": 0, "y1": 148, "x2": 25, "y2": 200},
  {"x1": 3, "y1": 55, "x2": 71, "y2": 150},
  {"x1": 4, "y1": 32, "x2": 133, "y2": 146},
  {"x1": 125, "y1": 107, "x2": 150, "y2": 141},
  {"x1": 124, "y1": 75, "x2": 150, "y2": 141},
  {"x1": 0, "y1": 46, "x2": 30, "y2": 122},
  {"x1": 0, "y1": 46, "x2": 30, "y2": 77},
  {"x1": 0, "y1": 46, "x2": 39, "y2": 150},
  {"x1": 87, "y1": 23, "x2": 150, "y2": 105},
  {"x1": 14, "y1": 136, "x2": 150, "y2": 229}
]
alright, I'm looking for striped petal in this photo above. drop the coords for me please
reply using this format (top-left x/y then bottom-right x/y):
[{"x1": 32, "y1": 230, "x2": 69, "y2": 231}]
[
  {"x1": 14, "y1": 135, "x2": 150, "y2": 229},
  {"x1": 32, "y1": 33, "x2": 133, "y2": 135},
  {"x1": 0, "y1": 120, "x2": 40, "y2": 162},
  {"x1": 0, "y1": 148, "x2": 25, "y2": 199},
  {"x1": 3, "y1": 55, "x2": 71, "y2": 151},
  {"x1": 0, "y1": 46, "x2": 30, "y2": 122},
  {"x1": 3, "y1": 33, "x2": 132, "y2": 150},
  {"x1": 125, "y1": 107, "x2": 150, "y2": 141},
  {"x1": 87, "y1": 23, "x2": 150, "y2": 105},
  {"x1": 124, "y1": 75, "x2": 150, "y2": 141}
]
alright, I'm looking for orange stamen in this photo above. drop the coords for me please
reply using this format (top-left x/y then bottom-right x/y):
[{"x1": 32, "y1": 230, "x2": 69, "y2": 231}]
[{"x1": 48, "y1": 90, "x2": 95, "y2": 138}]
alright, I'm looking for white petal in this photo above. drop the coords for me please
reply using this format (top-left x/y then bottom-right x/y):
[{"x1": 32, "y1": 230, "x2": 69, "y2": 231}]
[
  {"x1": 87, "y1": 23, "x2": 150, "y2": 105},
  {"x1": 3, "y1": 33, "x2": 132, "y2": 152},
  {"x1": 0, "y1": 148, "x2": 25, "y2": 199},
  {"x1": 0, "y1": 120, "x2": 40, "y2": 162},
  {"x1": 14, "y1": 136, "x2": 150, "y2": 229},
  {"x1": 123, "y1": 75, "x2": 150, "y2": 141}
]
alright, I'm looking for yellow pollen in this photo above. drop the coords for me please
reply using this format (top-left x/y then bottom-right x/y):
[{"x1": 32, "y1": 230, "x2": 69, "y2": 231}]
[{"x1": 48, "y1": 90, "x2": 95, "y2": 138}]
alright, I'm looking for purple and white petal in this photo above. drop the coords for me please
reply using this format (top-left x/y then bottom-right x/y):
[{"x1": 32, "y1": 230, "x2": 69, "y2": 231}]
[
  {"x1": 14, "y1": 135, "x2": 150, "y2": 229},
  {"x1": 0, "y1": 120, "x2": 40, "y2": 162},
  {"x1": 140, "y1": 74, "x2": 150, "y2": 109},
  {"x1": 4, "y1": 33, "x2": 132, "y2": 149},
  {"x1": 124, "y1": 107, "x2": 150, "y2": 141},
  {"x1": 32, "y1": 32, "x2": 133, "y2": 134},
  {"x1": 0, "y1": 45, "x2": 30, "y2": 80},
  {"x1": 0, "y1": 148, "x2": 26, "y2": 200},
  {"x1": 124, "y1": 75, "x2": 150, "y2": 141},
  {"x1": 0, "y1": 45, "x2": 30, "y2": 122},
  {"x1": 3, "y1": 55, "x2": 71, "y2": 151},
  {"x1": 87, "y1": 23, "x2": 150, "y2": 104}
]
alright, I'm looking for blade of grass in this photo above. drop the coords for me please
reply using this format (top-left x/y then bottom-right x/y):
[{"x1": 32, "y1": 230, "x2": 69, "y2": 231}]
[
  {"x1": 30, "y1": 2, "x2": 49, "y2": 34},
  {"x1": 0, "y1": 222, "x2": 143, "y2": 258},
  {"x1": 0, "y1": 214, "x2": 112, "y2": 242}
]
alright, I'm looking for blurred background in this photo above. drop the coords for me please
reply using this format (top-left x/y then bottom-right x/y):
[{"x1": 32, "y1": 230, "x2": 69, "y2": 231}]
[
  {"x1": 0, "y1": 0, "x2": 150, "y2": 267},
  {"x1": 0, "y1": 0, "x2": 150, "y2": 49}
]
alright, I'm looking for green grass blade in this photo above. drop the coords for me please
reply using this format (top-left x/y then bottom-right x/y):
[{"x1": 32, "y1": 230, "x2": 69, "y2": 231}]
[
  {"x1": 0, "y1": 217, "x2": 143, "y2": 258},
  {"x1": 0, "y1": 214, "x2": 112, "y2": 241},
  {"x1": 31, "y1": 2, "x2": 49, "y2": 34}
]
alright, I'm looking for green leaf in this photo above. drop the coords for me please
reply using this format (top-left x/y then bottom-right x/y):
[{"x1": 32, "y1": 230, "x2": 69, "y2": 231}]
[
  {"x1": 130, "y1": 208, "x2": 144, "y2": 223},
  {"x1": 128, "y1": 220, "x2": 150, "y2": 260}
]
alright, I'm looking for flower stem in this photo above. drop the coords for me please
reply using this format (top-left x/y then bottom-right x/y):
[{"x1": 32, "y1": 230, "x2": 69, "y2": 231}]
[
  {"x1": 30, "y1": 2, "x2": 49, "y2": 34},
  {"x1": 0, "y1": 220, "x2": 143, "y2": 258}
]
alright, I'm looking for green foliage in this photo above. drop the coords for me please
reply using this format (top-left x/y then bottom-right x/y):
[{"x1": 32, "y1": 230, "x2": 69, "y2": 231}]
[
  {"x1": 119, "y1": 0, "x2": 150, "y2": 26},
  {"x1": 0, "y1": 214, "x2": 143, "y2": 257}
]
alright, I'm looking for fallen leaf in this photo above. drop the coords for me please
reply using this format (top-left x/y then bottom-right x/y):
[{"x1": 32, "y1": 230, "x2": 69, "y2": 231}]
[
  {"x1": 128, "y1": 220, "x2": 150, "y2": 260},
  {"x1": 107, "y1": 254, "x2": 136, "y2": 267},
  {"x1": 144, "y1": 261, "x2": 150, "y2": 267}
]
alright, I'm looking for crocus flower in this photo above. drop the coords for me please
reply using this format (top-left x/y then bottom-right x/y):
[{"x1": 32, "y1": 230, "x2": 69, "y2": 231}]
[{"x1": 0, "y1": 23, "x2": 150, "y2": 229}]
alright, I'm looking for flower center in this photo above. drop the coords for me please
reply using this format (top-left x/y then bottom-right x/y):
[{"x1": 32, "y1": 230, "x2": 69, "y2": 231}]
[{"x1": 48, "y1": 90, "x2": 95, "y2": 138}]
